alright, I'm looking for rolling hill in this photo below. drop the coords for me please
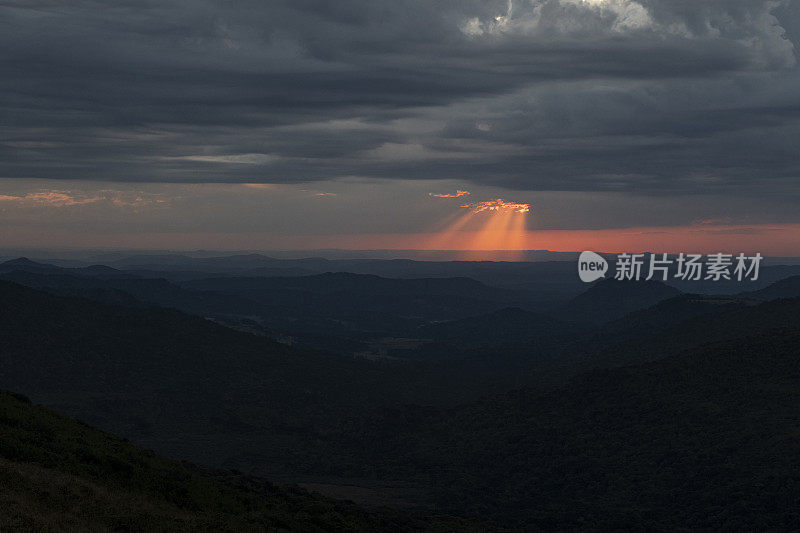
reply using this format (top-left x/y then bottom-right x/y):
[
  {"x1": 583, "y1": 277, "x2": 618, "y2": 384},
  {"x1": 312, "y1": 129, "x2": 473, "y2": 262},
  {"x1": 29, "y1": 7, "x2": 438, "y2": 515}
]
[
  {"x1": 557, "y1": 278, "x2": 681, "y2": 324},
  {"x1": 0, "y1": 280, "x2": 420, "y2": 477},
  {"x1": 417, "y1": 307, "x2": 579, "y2": 347},
  {"x1": 5, "y1": 274, "x2": 800, "y2": 528},
  {"x1": 737, "y1": 274, "x2": 800, "y2": 301},
  {"x1": 0, "y1": 258, "x2": 559, "y2": 349},
  {"x1": 0, "y1": 389, "x2": 482, "y2": 531},
  {"x1": 300, "y1": 298, "x2": 800, "y2": 529}
]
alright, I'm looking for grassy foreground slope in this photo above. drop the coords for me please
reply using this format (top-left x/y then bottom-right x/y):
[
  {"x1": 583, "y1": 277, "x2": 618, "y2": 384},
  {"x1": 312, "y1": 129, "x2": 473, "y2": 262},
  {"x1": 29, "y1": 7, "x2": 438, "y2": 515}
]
[{"x1": 0, "y1": 390, "x2": 483, "y2": 532}]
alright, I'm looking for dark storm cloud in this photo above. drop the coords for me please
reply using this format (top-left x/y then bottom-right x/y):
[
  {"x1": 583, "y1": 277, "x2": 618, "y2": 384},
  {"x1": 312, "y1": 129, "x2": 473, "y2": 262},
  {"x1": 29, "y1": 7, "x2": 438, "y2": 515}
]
[{"x1": 0, "y1": 0, "x2": 798, "y2": 194}]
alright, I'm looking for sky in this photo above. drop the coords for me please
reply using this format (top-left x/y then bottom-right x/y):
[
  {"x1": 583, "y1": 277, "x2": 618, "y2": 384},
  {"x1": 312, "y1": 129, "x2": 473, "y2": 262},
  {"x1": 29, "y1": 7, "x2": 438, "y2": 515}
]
[{"x1": 1, "y1": 0, "x2": 799, "y2": 255}]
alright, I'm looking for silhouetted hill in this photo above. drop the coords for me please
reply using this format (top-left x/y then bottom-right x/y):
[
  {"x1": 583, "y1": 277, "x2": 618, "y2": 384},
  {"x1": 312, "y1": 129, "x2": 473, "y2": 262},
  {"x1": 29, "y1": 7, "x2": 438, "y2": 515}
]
[
  {"x1": 110, "y1": 253, "x2": 587, "y2": 296},
  {"x1": 598, "y1": 294, "x2": 751, "y2": 342},
  {"x1": 4, "y1": 278, "x2": 800, "y2": 528},
  {"x1": 407, "y1": 293, "x2": 756, "y2": 395},
  {"x1": 181, "y1": 272, "x2": 547, "y2": 337},
  {"x1": 0, "y1": 257, "x2": 136, "y2": 279},
  {"x1": 737, "y1": 275, "x2": 800, "y2": 301},
  {"x1": 0, "y1": 257, "x2": 62, "y2": 274},
  {"x1": 12, "y1": 252, "x2": 800, "y2": 295},
  {"x1": 80, "y1": 264, "x2": 139, "y2": 279},
  {"x1": 558, "y1": 278, "x2": 681, "y2": 324},
  {"x1": 419, "y1": 307, "x2": 579, "y2": 346},
  {"x1": 305, "y1": 298, "x2": 800, "y2": 529},
  {"x1": 666, "y1": 264, "x2": 800, "y2": 294},
  {"x1": 0, "y1": 258, "x2": 562, "y2": 347},
  {"x1": 587, "y1": 296, "x2": 800, "y2": 370},
  {"x1": 185, "y1": 271, "x2": 490, "y2": 297},
  {"x1": 0, "y1": 267, "x2": 265, "y2": 318},
  {"x1": 0, "y1": 390, "x2": 481, "y2": 531},
  {"x1": 0, "y1": 281, "x2": 419, "y2": 475}
]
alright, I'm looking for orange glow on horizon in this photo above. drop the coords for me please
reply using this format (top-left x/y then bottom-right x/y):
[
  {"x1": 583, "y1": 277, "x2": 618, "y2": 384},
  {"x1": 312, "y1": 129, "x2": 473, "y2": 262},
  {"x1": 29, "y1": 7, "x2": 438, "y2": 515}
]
[
  {"x1": 418, "y1": 198, "x2": 800, "y2": 258},
  {"x1": 419, "y1": 223, "x2": 800, "y2": 257},
  {"x1": 1, "y1": 223, "x2": 798, "y2": 258},
  {"x1": 427, "y1": 198, "x2": 531, "y2": 258}
]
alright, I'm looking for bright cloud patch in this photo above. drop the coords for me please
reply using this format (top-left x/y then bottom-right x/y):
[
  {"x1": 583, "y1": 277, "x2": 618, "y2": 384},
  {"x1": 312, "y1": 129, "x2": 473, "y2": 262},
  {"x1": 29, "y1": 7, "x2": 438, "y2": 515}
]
[
  {"x1": 429, "y1": 190, "x2": 471, "y2": 198},
  {"x1": 462, "y1": 199, "x2": 531, "y2": 214},
  {"x1": 0, "y1": 190, "x2": 165, "y2": 209}
]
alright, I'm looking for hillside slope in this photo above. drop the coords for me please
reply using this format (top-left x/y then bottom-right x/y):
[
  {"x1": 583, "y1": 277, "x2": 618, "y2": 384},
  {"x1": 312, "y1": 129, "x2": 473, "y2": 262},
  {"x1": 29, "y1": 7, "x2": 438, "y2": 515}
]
[
  {"x1": 558, "y1": 279, "x2": 681, "y2": 324},
  {"x1": 0, "y1": 280, "x2": 418, "y2": 476},
  {"x1": 300, "y1": 298, "x2": 800, "y2": 529},
  {"x1": 0, "y1": 390, "x2": 480, "y2": 531},
  {"x1": 738, "y1": 274, "x2": 800, "y2": 301}
]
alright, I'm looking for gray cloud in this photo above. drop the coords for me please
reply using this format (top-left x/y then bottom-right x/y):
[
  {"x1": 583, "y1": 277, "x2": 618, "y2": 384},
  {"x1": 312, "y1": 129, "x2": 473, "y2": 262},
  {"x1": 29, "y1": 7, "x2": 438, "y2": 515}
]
[{"x1": 0, "y1": 0, "x2": 798, "y2": 198}]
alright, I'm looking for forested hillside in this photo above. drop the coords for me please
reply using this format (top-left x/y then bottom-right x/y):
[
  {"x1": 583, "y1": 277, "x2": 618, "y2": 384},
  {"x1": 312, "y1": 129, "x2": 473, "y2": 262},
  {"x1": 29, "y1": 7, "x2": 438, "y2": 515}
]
[{"x1": 0, "y1": 390, "x2": 482, "y2": 531}]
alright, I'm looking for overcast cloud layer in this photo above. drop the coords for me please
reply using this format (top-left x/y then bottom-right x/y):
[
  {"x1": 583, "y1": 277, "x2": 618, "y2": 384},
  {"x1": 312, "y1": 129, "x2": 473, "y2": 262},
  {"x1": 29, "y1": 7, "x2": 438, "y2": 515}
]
[{"x1": 1, "y1": 0, "x2": 798, "y2": 199}]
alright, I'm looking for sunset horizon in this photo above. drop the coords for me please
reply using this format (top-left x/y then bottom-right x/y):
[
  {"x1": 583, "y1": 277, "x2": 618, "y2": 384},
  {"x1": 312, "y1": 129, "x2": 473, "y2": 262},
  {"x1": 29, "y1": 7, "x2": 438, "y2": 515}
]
[{"x1": 2, "y1": 1, "x2": 800, "y2": 529}]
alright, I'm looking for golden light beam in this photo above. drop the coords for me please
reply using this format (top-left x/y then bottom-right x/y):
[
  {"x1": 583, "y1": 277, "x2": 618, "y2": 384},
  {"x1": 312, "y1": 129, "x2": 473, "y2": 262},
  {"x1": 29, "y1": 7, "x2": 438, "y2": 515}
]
[
  {"x1": 469, "y1": 210, "x2": 512, "y2": 251},
  {"x1": 425, "y1": 210, "x2": 475, "y2": 250},
  {"x1": 425, "y1": 197, "x2": 531, "y2": 255}
]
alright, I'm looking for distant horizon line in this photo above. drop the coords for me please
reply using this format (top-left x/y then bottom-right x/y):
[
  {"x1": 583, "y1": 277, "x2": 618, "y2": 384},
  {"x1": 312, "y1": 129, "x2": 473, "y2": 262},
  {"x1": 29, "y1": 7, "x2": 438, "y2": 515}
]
[{"x1": 1, "y1": 247, "x2": 799, "y2": 265}]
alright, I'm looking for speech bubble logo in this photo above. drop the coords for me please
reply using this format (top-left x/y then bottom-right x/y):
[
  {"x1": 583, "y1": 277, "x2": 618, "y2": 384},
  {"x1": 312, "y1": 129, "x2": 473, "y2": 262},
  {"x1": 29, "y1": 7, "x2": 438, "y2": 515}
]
[{"x1": 578, "y1": 251, "x2": 608, "y2": 283}]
